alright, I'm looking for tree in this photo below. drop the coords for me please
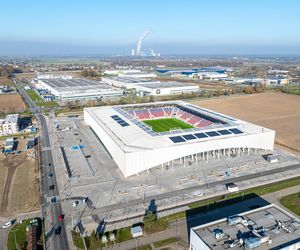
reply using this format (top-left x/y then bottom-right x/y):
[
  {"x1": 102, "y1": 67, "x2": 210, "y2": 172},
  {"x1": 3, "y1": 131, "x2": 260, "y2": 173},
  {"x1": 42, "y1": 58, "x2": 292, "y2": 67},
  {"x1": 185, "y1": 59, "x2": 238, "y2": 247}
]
[
  {"x1": 143, "y1": 211, "x2": 157, "y2": 229},
  {"x1": 149, "y1": 95, "x2": 154, "y2": 102},
  {"x1": 214, "y1": 89, "x2": 222, "y2": 97},
  {"x1": 243, "y1": 86, "x2": 256, "y2": 94},
  {"x1": 80, "y1": 69, "x2": 100, "y2": 78}
]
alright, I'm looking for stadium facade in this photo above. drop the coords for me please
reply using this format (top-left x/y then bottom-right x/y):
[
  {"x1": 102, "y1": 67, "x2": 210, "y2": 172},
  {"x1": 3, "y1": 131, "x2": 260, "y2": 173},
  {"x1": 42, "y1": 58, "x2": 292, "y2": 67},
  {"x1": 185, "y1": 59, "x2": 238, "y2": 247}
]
[{"x1": 84, "y1": 101, "x2": 275, "y2": 177}]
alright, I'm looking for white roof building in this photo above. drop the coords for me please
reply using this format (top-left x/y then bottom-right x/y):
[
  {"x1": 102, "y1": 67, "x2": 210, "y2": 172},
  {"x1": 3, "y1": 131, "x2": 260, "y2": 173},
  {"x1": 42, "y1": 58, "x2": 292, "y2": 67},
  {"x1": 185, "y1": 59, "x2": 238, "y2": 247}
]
[
  {"x1": 37, "y1": 78, "x2": 123, "y2": 100},
  {"x1": 84, "y1": 101, "x2": 275, "y2": 177}
]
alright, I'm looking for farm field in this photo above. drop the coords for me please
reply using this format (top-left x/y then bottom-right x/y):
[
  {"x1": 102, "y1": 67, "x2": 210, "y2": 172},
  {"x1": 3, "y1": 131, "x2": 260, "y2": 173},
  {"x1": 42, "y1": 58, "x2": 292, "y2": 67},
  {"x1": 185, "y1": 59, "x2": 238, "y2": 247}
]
[
  {"x1": 143, "y1": 118, "x2": 193, "y2": 132},
  {"x1": 0, "y1": 77, "x2": 13, "y2": 86},
  {"x1": 190, "y1": 92, "x2": 300, "y2": 152},
  {"x1": 0, "y1": 94, "x2": 26, "y2": 113}
]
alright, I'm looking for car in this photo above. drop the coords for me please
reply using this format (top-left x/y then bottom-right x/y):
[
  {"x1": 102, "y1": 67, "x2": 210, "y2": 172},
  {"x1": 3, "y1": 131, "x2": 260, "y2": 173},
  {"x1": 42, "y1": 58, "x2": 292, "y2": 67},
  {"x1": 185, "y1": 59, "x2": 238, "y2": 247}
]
[
  {"x1": 72, "y1": 201, "x2": 79, "y2": 208},
  {"x1": 2, "y1": 221, "x2": 12, "y2": 229},
  {"x1": 29, "y1": 218, "x2": 38, "y2": 226},
  {"x1": 49, "y1": 185, "x2": 55, "y2": 191},
  {"x1": 58, "y1": 214, "x2": 64, "y2": 222},
  {"x1": 50, "y1": 196, "x2": 58, "y2": 203},
  {"x1": 48, "y1": 173, "x2": 53, "y2": 178},
  {"x1": 54, "y1": 226, "x2": 61, "y2": 235},
  {"x1": 47, "y1": 163, "x2": 51, "y2": 167}
]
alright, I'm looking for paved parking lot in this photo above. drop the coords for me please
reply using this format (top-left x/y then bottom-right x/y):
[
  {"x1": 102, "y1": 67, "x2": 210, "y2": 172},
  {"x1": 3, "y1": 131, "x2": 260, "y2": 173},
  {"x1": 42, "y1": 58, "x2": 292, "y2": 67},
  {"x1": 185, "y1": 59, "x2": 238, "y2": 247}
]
[{"x1": 48, "y1": 116, "x2": 300, "y2": 231}]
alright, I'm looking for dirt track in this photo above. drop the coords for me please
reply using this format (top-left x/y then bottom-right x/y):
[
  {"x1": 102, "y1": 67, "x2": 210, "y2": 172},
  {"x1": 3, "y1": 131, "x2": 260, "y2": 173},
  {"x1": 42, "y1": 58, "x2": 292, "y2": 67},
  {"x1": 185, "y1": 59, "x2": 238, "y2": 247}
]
[{"x1": 190, "y1": 92, "x2": 300, "y2": 152}]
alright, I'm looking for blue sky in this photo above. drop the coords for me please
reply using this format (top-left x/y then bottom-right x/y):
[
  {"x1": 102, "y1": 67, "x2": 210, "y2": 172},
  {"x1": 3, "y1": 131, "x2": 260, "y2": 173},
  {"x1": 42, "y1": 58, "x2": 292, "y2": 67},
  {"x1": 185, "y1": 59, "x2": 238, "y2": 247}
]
[{"x1": 1, "y1": 0, "x2": 300, "y2": 56}]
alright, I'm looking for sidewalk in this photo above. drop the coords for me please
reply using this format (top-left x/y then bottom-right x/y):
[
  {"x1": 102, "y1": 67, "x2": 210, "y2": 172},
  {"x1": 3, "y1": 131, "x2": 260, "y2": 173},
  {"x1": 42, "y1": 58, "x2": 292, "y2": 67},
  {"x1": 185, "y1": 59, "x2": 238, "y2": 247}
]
[
  {"x1": 103, "y1": 185, "x2": 300, "y2": 250},
  {"x1": 104, "y1": 222, "x2": 188, "y2": 250}
]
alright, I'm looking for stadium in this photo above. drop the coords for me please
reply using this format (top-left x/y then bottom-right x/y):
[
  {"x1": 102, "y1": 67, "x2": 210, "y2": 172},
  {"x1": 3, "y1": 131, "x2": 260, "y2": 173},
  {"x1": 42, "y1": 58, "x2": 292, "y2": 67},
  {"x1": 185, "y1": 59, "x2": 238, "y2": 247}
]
[{"x1": 84, "y1": 101, "x2": 275, "y2": 177}]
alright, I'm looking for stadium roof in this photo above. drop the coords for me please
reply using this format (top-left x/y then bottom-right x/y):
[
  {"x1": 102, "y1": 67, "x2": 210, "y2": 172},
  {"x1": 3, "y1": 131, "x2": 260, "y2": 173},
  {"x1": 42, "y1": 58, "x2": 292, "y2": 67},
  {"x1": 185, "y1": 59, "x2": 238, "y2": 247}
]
[{"x1": 84, "y1": 101, "x2": 273, "y2": 154}]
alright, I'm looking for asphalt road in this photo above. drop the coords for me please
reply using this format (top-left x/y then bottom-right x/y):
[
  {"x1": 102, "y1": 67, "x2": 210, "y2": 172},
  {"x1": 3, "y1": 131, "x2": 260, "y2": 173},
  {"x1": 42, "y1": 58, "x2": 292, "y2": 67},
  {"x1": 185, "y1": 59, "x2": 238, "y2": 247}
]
[
  {"x1": 15, "y1": 80, "x2": 69, "y2": 250},
  {"x1": 84, "y1": 163, "x2": 300, "y2": 223},
  {"x1": 39, "y1": 114, "x2": 69, "y2": 250}
]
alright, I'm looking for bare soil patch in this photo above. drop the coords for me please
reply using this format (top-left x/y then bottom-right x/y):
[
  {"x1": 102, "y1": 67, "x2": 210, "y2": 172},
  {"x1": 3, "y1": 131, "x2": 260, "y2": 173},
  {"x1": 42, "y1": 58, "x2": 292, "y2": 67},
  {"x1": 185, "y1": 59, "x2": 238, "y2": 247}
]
[
  {"x1": 0, "y1": 94, "x2": 26, "y2": 113},
  {"x1": 190, "y1": 92, "x2": 300, "y2": 152},
  {"x1": 0, "y1": 141, "x2": 39, "y2": 216}
]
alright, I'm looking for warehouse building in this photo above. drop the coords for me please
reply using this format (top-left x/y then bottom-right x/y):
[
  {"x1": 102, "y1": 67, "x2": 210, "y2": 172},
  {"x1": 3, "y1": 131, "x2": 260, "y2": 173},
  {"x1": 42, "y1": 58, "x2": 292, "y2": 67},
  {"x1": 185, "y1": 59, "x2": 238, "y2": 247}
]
[
  {"x1": 37, "y1": 78, "x2": 123, "y2": 100},
  {"x1": 102, "y1": 76, "x2": 160, "y2": 89},
  {"x1": 134, "y1": 81, "x2": 199, "y2": 96},
  {"x1": 102, "y1": 76, "x2": 199, "y2": 96}
]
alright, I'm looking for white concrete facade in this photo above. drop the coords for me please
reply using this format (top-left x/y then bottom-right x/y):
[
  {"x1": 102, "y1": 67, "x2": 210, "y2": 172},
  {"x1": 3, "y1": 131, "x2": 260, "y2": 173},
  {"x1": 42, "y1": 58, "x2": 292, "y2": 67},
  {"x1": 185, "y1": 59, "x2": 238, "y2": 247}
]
[{"x1": 84, "y1": 102, "x2": 275, "y2": 177}]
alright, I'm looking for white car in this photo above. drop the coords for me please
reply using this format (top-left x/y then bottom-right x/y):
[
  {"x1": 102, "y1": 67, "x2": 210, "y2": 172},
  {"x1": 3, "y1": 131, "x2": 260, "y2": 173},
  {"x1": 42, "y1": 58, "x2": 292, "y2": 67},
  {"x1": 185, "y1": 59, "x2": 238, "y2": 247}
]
[
  {"x1": 72, "y1": 201, "x2": 79, "y2": 208},
  {"x1": 2, "y1": 221, "x2": 12, "y2": 229}
]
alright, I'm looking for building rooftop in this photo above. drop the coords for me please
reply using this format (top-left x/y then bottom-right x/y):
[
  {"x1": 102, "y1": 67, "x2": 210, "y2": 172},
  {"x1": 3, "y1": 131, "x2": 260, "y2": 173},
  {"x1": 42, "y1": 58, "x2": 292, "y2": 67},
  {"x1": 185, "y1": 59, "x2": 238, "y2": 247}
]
[
  {"x1": 107, "y1": 76, "x2": 159, "y2": 84},
  {"x1": 4, "y1": 114, "x2": 19, "y2": 124},
  {"x1": 138, "y1": 81, "x2": 197, "y2": 89},
  {"x1": 84, "y1": 101, "x2": 273, "y2": 153},
  {"x1": 40, "y1": 78, "x2": 117, "y2": 93},
  {"x1": 193, "y1": 204, "x2": 300, "y2": 250}
]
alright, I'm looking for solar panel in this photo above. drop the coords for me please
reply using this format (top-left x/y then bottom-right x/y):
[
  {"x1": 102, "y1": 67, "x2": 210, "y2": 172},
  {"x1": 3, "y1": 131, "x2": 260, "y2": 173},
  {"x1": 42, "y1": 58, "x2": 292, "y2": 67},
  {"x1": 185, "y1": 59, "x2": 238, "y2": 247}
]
[
  {"x1": 169, "y1": 136, "x2": 186, "y2": 143},
  {"x1": 217, "y1": 130, "x2": 232, "y2": 135},
  {"x1": 206, "y1": 131, "x2": 220, "y2": 137},
  {"x1": 120, "y1": 123, "x2": 129, "y2": 127},
  {"x1": 194, "y1": 133, "x2": 208, "y2": 139},
  {"x1": 111, "y1": 115, "x2": 119, "y2": 119},
  {"x1": 229, "y1": 128, "x2": 243, "y2": 134},
  {"x1": 182, "y1": 134, "x2": 196, "y2": 140}
]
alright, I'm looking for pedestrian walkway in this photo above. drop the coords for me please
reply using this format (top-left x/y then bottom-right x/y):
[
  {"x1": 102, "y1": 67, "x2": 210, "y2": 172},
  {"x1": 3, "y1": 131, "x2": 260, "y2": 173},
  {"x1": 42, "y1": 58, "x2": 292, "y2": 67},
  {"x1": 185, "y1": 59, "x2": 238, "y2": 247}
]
[{"x1": 103, "y1": 185, "x2": 300, "y2": 250}]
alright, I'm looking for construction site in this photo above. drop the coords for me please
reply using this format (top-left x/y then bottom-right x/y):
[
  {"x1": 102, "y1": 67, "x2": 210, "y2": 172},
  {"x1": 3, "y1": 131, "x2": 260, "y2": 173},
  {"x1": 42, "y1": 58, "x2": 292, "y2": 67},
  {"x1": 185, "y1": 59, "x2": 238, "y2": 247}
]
[{"x1": 0, "y1": 137, "x2": 40, "y2": 216}]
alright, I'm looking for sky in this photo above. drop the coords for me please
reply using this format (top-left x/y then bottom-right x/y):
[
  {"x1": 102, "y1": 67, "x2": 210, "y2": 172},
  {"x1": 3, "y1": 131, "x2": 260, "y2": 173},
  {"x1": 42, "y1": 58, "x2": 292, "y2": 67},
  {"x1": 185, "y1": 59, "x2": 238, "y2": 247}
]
[{"x1": 1, "y1": 0, "x2": 300, "y2": 56}]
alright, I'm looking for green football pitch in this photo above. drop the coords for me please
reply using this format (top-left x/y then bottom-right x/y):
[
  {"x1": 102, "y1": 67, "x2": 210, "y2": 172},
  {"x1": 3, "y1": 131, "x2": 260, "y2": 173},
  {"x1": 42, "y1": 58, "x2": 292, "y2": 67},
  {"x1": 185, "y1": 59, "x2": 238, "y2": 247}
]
[{"x1": 143, "y1": 118, "x2": 194, "y2": 132}]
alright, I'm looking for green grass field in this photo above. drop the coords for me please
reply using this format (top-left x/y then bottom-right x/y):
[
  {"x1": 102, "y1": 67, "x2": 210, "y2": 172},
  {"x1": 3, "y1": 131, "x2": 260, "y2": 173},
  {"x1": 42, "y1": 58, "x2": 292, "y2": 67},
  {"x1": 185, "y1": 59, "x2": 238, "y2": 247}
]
[
  {"x1": 280, "y1": 192, "x2": 300, "y2": 216},
  {"x1": 26, "y1": 89, "x2": 42, "y2": 101},
  {"x1": 143, "y1": 118, "x2": 193, "y2": 132}
]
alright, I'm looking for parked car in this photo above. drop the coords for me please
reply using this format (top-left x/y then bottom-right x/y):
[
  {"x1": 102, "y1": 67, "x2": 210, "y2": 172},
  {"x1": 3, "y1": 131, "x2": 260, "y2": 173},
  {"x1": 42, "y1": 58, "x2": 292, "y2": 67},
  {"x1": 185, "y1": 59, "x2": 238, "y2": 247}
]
[
  {"x1": 50, "y1": 196, "x2": 58, "y2": 203},
  {"x1": 49, "y1": 185, "x2": 55, "y2": 191},
  {"x1": 48, "y1": 173, "x2": 53, "y2": 178},
  {"x1": 54, "y1": 226, "x2": 61, "y2": 235},
  {"x1": 58, "y1": 214, "x2": 64, "y2": 222},
  {"x1": 72, "y1": 201, "x2": 79, "y2": 208},
  {"x1": 2, "y1": 221, "x2": 12, "y2": 229}
]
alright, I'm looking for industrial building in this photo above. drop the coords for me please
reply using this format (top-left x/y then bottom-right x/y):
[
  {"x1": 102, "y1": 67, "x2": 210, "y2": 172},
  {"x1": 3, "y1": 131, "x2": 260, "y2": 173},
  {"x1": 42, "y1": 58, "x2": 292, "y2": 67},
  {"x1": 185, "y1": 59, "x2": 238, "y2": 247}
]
[
  {"x1": 37, "y1": 78, "x2": 123, "y2": 100},
  {"x1": 102, "y1": 76, "x2": 160, "y2": 89},
  {"x1": 197, "y1": 71, "x2": 228, "y2": 80},
  {"x1": 0, "y1": 114, "x2": 19, "y2": 136},
  {"x1": 190, "y1": 204, "x2": 300, "y2": 250},
  {"x1": 102, "y1": 76, "x2": 199, "y2": 96},
  {"x1": 84, "y1": 101, "x2": 275, "y2": 177},
  {"x1": 134, "y1": 81, "x2": 199, "y2": 96}
]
